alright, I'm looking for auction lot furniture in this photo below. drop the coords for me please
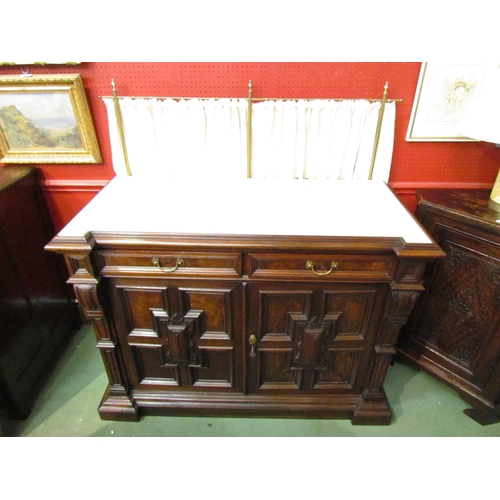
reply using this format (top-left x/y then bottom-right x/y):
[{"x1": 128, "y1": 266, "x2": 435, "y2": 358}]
[
  {"x1": 46, "y1": 177, "x2": 443, "y2": 424},
  {"x1": 397, "y1": 189, "x2": 500, "y2": 425},
  {"x1": 0, "y1": 166, "x2": 77, "y2": 419}
]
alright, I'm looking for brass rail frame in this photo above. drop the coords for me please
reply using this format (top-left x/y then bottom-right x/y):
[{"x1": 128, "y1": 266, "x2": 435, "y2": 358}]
[
  {"x1": 111, "y1": 79, "x2": 132, "y2": 176},
  {"x1": 104, "y1": 80, "x2": 400, "y2": 178}
]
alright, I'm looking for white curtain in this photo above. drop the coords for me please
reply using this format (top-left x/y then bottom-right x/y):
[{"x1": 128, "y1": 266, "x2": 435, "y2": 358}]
[
  {"x1": 251, "y1": 99, "x2": 395, "y2": 181},
  {"x1": 103, "y1": 97, "x2": 248, "y2": 178},
  {"x1": 104, "y1": 97, "x2": 395, "y2": 181}
]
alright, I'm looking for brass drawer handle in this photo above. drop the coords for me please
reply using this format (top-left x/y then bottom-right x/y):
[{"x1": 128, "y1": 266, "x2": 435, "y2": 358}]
[
  {"x1": 305, "y1": 260, "x2": 339, "y2": 276},
  {"x1": 152, "y1": 257, "x2": 185, "y2": 272},
  {"x1": 249, "y1": 335, "x2": 257, "y2": 358}
]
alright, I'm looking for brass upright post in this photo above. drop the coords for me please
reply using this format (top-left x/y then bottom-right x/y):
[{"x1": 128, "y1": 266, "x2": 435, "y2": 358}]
[
  {"x1": 247, "y1": 80, "x2": 253, "y2": 178},
  {"x1": 368, "y1": 82, "x2": 389, "y2": 180},
  {"x1": 112, "y1": 79, "x2": 132, "y2": 176}
]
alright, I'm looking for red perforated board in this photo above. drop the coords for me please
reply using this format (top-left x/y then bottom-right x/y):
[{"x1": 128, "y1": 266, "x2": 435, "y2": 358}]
[{"x1": 1, "y1": 62, "x2": 499, "y2": 187}]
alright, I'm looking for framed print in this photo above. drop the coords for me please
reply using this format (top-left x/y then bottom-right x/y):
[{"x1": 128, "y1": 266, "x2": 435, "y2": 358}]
[
  {"x1": 0, "y1": 74, "x2": 101, "y2": 163},
  {"x1": 406, "y1": 62, "x2": 489, "y2": 142}
]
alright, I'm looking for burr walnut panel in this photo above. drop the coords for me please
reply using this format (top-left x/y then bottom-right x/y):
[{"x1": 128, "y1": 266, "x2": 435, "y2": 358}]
[
  {"x1": 95, "y1": 250, "x2": 242, "y2": 278},
  {"x1": 248, "y1": 252, "x2": 396, "y2": 280}
]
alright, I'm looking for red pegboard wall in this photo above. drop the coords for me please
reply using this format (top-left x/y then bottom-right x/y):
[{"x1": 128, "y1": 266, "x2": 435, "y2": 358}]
[{"x1": 0, "y1": 62, "x2": 499, "y2": 186}]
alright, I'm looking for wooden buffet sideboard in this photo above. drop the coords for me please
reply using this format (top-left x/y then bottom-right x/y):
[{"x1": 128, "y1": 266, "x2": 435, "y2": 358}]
[
  {"x1": 397, "y1": 189, "x2": 500, "y2": 425},
  {"x1": 46, "y1": 177, "x2": 443, "y2": 424}
]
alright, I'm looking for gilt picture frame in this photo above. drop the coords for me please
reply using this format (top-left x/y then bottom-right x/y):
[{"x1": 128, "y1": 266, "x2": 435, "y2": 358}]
[
  {"x1": 406, "y1": 62, "x2": 489, "y2": 142},
  {"x1": 0, "y1": 74, "x2": 101, "y2": 163}
]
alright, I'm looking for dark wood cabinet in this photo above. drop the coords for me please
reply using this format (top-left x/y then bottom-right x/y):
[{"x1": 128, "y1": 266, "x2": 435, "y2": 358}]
[
  {"x1": 397, "y1": 189, "x2": 500, "y2": 425},
  {"x1": 0, "y1": 167, "x2": 77, "y2": 420},
  {"x1": 46, "y1": 177, "x2": 443, "y2": 424}
]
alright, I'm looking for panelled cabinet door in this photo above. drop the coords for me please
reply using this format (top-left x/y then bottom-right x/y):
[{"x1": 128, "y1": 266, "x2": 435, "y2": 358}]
[
  {"x1": 418, "y1": 226, "x2": 500, "y2": 388},
  {"x1": 104, "y1": 278, "x2": 244, "y2": 392},
  {"x1": 246, "y1": 282, "x2": 390, "y2": 394}
]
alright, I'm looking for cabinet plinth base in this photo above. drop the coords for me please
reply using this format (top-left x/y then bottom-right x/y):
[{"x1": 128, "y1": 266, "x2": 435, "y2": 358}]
[{"x1": 98, "y1": 389, "x2": 394, "y2": 425}]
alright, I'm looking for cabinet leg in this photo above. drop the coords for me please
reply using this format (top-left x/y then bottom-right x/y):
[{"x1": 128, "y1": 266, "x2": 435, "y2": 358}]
[
  {"x1": 351, "y1": 389, "x2": 393, "y2": 425},
  {"x1": 98, "y1": 385, "x2": 140, "y2": 422},
  {"x1": 463, "y1": 407, "x2": 499, "y2": 426}
]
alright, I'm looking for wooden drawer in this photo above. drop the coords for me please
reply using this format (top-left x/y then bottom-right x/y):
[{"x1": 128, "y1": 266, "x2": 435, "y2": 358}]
[
  {"x1": 248, "y1": 253, "x2": 396, "y2": 280},
  {"x1": 95, "y1": 250, "x2": 242, "y2": 277}
]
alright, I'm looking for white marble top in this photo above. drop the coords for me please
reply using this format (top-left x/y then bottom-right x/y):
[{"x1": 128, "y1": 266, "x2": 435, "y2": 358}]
[{"x1": 57, "y1": 177, "x2": 431, "y2": 244}]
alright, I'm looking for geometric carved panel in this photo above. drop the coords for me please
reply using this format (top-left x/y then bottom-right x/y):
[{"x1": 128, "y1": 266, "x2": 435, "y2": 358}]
[
  {"x1": 420, "y1": 241, "x2": 500, "y2": 369},
  {"x1": 113, "y1": 282, "x2": 240, "y2": 389},
  {"x1": 250, "y1": 284, "x2": 380, "y2": 391}
]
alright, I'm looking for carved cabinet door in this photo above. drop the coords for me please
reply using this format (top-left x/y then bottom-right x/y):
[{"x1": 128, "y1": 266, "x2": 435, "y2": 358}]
[
  {"x1": 412, "y1": 226, "x2": 500, "y2": 389},
  {"x1": 246, "y1": 281, "x2": 390, "y2": 394},
  {"x1": 104, "y1": 277, "x2": 244, "y2": 393}
]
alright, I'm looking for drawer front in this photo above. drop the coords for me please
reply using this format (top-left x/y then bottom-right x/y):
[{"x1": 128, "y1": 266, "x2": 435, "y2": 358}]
[
  {"x1": 248, "y1": 253, "x2": 396, "y2": 280},
  {"x1": 96, "y1": 251, "x2": 242, "y2": 277}
]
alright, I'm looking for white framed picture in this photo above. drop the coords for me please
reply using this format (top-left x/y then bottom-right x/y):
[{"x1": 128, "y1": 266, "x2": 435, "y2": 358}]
[{"x1": 406, "y1": 62, "x2": 489, "y2": 142}]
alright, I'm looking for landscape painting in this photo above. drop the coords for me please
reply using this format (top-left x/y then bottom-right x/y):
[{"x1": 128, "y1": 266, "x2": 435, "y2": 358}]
[
  {"x1": 0, "y1": 92, "x2": 83, "y2": 149},
  {"x1": 0, "y1": 74, "x2": 101, "y2": 163}
]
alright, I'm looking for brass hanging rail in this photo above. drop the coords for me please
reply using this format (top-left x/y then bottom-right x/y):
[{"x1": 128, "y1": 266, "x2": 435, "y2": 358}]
[{"x1": 100, "y1": 95, "x2": 402, "y2": 102}]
